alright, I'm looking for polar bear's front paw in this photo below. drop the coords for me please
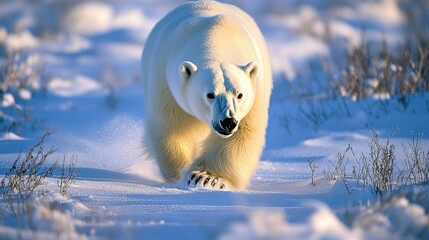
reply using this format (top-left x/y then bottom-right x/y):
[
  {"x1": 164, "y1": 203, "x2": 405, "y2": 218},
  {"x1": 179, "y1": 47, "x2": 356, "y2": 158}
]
[{"x1": 187, "y1": 170, "x2": 227, "y2": 190}]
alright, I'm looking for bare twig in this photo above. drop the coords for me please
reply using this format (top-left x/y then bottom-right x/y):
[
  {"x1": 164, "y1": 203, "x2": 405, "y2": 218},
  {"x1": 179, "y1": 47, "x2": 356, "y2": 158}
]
[
  {"x1": 308, "y1": 159, "x2": 317, "y2": 186},
  {"x1": 57, "y1": 153, "x2": 78, "y2": 196}
]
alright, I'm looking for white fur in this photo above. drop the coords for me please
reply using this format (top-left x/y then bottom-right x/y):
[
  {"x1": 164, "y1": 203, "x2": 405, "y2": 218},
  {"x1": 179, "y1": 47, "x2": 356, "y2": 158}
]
[{"x1": 141, "y1": 1, "x2": 272, "y2": 190}]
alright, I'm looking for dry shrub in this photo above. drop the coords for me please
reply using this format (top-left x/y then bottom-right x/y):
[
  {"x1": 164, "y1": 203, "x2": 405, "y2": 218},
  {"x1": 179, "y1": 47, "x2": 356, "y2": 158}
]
[
  {"x1": 326, "y1": 39, "x2": 429, "y2": 102},
  {"x1": 325, "y1": 129, "x2": 429, "y2": 197}
]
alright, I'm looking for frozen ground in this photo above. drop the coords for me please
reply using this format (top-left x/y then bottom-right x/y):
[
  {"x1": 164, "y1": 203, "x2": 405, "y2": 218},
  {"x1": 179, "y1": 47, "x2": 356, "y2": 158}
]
[{"x1": 1, "y1": 0, "x2": 428, "y2": 239}]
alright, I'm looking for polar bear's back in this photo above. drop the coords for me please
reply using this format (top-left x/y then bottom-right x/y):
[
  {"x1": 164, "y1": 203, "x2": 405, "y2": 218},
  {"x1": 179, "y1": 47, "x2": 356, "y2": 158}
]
[
  {"x1": 142, "y1": 1, "x2": 272, "y2": 106},
  {"x1": 142, "y1": 1, "x2": 264, "y2": 68},
  {"x1": 145, "y1": 1, "x2": 260, "y2": 45}
]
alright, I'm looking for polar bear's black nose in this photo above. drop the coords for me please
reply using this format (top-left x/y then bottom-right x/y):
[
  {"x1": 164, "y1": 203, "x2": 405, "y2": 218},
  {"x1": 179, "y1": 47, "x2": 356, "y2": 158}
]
[{"x1": 220, "y1": 118, "x2": 237, "y2": 132}]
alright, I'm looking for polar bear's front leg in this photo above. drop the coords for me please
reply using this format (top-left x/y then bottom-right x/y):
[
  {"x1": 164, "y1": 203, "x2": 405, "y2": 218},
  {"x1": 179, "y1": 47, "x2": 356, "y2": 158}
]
[
  {"x1": 146, "y1": 117, "x2": 203, "y2": 183},
  {"x1": 188, "y1": 116, "x2": 265, "y2": 190},
  {"x1": 151, "y1": 133, "x2": 193, "y2": 182}
]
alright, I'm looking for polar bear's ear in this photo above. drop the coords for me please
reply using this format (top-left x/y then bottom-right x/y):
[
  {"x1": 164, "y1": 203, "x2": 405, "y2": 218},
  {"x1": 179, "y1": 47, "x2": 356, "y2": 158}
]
[
  {"x1": 242, "y1": 62, "x2": 259, "y2": 80},
  {"x1": 179, "y1": 61, "x2": 198, "y2": 80}
]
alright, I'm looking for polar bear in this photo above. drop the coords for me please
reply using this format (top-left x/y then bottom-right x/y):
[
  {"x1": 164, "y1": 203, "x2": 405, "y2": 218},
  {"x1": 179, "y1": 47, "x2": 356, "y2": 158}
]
[{"x1": 141, "y1": 1, "x2": 272, "y2": 190}]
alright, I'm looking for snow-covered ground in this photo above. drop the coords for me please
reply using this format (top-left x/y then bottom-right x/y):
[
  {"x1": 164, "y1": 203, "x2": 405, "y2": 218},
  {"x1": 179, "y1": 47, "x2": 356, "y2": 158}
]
[{"x1": 1, "y1": 0, "x2": 428, "y2": 239}]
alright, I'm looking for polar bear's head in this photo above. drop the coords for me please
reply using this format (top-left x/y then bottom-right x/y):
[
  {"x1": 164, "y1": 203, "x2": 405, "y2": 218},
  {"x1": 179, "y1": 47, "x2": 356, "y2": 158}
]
[{"x1": 175, "y1": 61, "x2": 258, "y2": 138}]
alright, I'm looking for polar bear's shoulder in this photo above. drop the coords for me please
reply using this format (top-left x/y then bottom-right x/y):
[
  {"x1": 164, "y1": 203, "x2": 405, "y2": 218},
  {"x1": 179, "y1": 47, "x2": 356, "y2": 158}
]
[
  {"x1": 179, "y1": 14, "x2": 240, "y2": 35},
  {"x1": 160, "y1": 1, "x2": 253, "y2": 31}
]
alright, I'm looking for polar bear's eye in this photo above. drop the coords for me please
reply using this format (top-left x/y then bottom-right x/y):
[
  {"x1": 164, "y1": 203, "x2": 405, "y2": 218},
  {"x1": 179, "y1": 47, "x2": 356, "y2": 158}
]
[
  {"x1": 207, "y1": 93, "x2": 215, "y2": 99},
  {"x1": 237, "y1": 93, "x2": 243, "y2": 99}
]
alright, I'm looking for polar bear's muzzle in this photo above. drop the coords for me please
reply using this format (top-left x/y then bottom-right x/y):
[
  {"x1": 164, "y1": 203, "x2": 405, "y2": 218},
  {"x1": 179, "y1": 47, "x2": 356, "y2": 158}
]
[
  {"x1": 212, "y1": 118, "x2": 238, "y2": 138},
  {"x1": 220, "y1": 118, "x2": 237, "y2": 132}
]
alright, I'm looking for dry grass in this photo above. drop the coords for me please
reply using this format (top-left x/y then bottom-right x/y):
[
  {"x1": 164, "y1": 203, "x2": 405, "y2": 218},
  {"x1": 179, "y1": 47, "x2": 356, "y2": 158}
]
[
  {"x1": 326, "y1": 39, "x2": 429, "y2": 102},
  {"x1": 0, "y1": 132, "x2": 78, "y2": 238},
  {"x1": 284, "y1": 38, "x2": 429, "y2": 131},
  {"x1": 324, "y1": 129, "x2": 429, "y2": 197},
  {"x1": 0, "y1": 51, "x2": 44, "y2": 135},
  {"x1": 57, "y1": 153, "x2": 78, "y2": 197},
  {"x1": 308, "y1": 159, "x2": 317, "y2": 186},
  {"x1": 0, "y1": 132, "x2": 56, "y2": 235},
  {"x1": 403, "y1": 133, "x2": 429, "y2": 185}
]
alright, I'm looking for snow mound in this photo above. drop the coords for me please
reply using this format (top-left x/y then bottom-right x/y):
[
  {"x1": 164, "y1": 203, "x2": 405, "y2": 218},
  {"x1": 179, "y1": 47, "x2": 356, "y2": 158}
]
[
  {"x1": 221, "y1": 203, "x2": 366, "y2": 240},
  {"x1": 357, "y1": 0, "x2": 404, "y2": 26},
  {"x1": 86, "y1": 115, "x2": 146, "y2": 170},
  {"x1": 48, "y1": 75, "x2": 102, "y2": 97},
  {"x1": 112, "y1": 9, "x2": 147, "y2": 29},
  {"x1": 18, "y1": 88, "x2": 32, "y2": 100},
  {"x1": 63, "y1": 35, "x2": 92, "y2": 53},
  {"x1": 303, "y1": 132, "x2": 369, "y2": 147},
  {"x1": 0, "y1": 132, "x2": 26, "y2": 140},
  {"x1": 63, "y1": 2, "x2": 114, "y2": 36},
  {"x1": 352, "y1": 197, "x2": 429, "y2": 238},
  {"x1": 101, "y1": 43, "x2": 142, "y2": 60},
  {"x1": 0, "y1": 191, "x2": 88, "y2": 239},
  {"x1": 268, "y1": 37, "x2": 328, "y2": 80},
  {"x1": 222, "y1": 199, "x2": 426, "y2": 239},
  {"x1": 1, "y1": 93, "x2": 15, "y2": 107},
  {"x1": 3, "y1": 30, "x2": 39, "y2": 52},
  {"x1": 54, "y1": 115, "x2": 147, "y2": 172},
  {"x1": 62, "y1": 2, "x2": 148, "y2": 36}
]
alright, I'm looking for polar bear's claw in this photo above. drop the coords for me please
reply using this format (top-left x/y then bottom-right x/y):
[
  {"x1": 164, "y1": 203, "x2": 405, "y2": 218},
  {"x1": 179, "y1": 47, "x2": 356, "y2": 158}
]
[
  {"x1": 211, "y1": 178, "x2": 218, "y2": 187},
  {"x1": 195, "y1": 175, "x2": 203, "y2": 185},
  {"x1": 203, "y1": 177, "x2": 211, "y2": 186},
  {"x1": 187, "y1": 172, "x2": 197, "y2": 185},
  {"x1": 187, "y1": 171, "x2": 227, "y2": 190}
]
